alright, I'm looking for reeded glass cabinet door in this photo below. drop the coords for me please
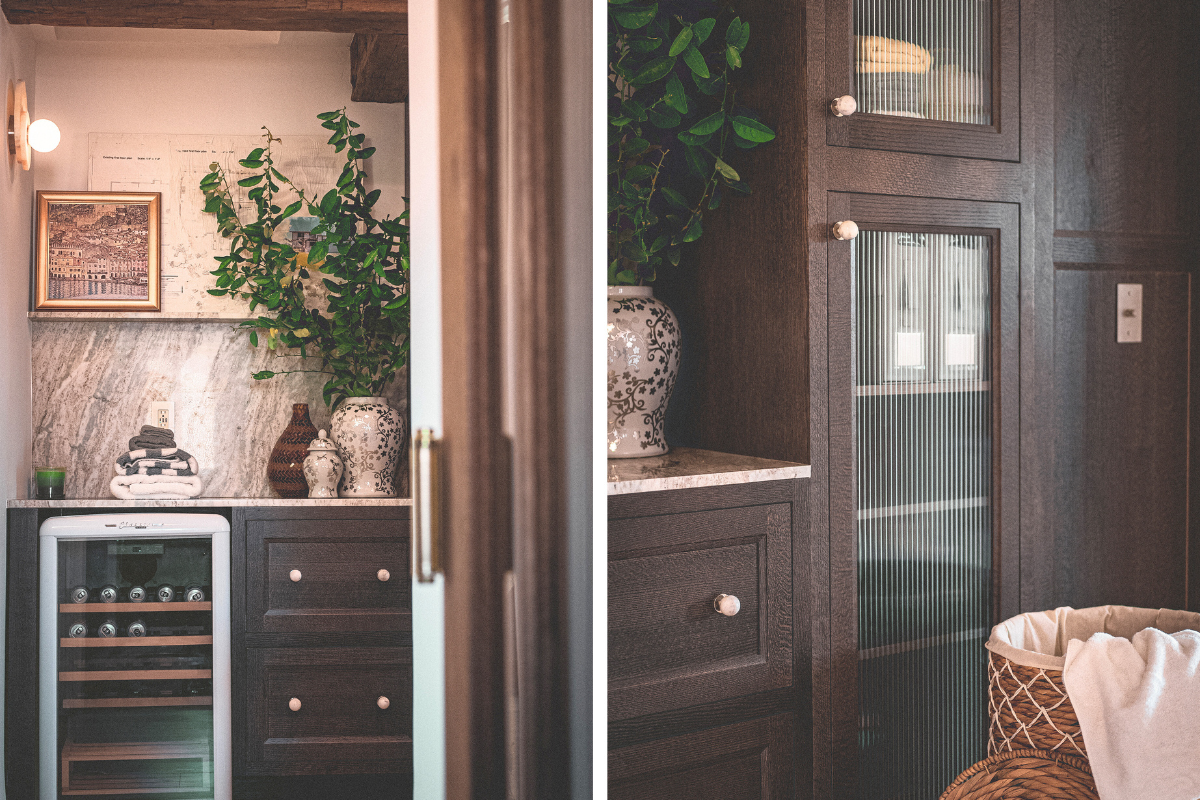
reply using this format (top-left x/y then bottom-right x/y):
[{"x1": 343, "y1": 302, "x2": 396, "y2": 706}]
[
  {"x1": 855, "y1": 230, "x2": 992, "y2": 798},
  {"x1": 825, "y1": 0, "x2": 1018, "y2": 160},
  {"x1": 826, "y1": 194, "x2": 1019, "y2": 800}
]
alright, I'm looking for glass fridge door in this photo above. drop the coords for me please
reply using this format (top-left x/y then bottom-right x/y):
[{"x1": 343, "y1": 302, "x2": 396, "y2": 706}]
[{"x1": 40, "y1": 517, "x2": 231, "y2": 800}]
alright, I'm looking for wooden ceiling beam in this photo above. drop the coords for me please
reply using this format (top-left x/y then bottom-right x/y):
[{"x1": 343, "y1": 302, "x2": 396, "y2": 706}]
[
  {"x1": 350, "y1": 33, "x2": 408, "y2": 103},
  {"x1": 0, "y1": 1, "x2": 407, "y2": 35}
]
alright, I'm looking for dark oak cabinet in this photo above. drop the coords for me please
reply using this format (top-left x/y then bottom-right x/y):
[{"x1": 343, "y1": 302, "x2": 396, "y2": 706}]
[
  {"x1": 654, "y1": 0, "x2": 1200, "y2": 797},
  {"x1": 233, "y1": 507, "x2": 411, "y2": 787},
  {"x1": 608, "y1": 478, "x2": 808, "y2": 800}
]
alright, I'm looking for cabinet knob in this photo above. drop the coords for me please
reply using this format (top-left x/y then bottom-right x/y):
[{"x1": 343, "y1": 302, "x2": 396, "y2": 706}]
[
  {"x1": 377, "y1": 696, "x2": 390, "y2": 710},
  {"x1": 377, "y1": 569, "x2": 391, "y2": 582},
  {"x1": 831, "y1": 95, "x2": 857, "y2": 117},
  {"x1": 289, "y1": 569, "x2": 302, "y2": 583},
  {"x1": 832, "y1": 220, "x2": 860, "y2": 241},
  {"x1": 289, "y1": 697, "x2": 301, "y2": 712},
  {"x1": 714, "y1": 593, "x2": 741, "y2": 617}
]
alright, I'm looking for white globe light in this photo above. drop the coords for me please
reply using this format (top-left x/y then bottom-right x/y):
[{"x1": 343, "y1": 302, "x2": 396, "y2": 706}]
[{"x1": 27, "y1": 118, "x2": 59, "y2": 153}]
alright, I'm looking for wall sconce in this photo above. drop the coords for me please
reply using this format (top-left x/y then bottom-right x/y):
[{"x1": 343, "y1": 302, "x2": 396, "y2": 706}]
[{"x1": 7, "y1": 80, "x2": 59, "y2": 171}]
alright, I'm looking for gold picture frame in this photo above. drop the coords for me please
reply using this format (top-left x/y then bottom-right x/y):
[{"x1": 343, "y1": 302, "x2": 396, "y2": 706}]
[{"x1": 35, "y1": 191, "x2": 161, "y2": 311}]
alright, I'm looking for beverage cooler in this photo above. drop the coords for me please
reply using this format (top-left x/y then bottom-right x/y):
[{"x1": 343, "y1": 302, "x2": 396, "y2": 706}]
[{"x1": 39, "y1": 514, "x2": 231, "y2": 799}]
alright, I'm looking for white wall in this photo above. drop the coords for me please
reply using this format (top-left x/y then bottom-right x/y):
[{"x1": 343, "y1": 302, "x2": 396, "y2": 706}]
[
  {"x1": 0, "y1": 18, "x2": 38, "y2": 800},
  {"x1": 31, "y1": 31, "x2": 405, "y2": 221}
]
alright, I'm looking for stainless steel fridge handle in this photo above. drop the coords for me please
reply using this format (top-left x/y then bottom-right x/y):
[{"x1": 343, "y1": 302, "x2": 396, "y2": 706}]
[{"x1": 411, "y1": 428, "x2": 443, "y2": 582}]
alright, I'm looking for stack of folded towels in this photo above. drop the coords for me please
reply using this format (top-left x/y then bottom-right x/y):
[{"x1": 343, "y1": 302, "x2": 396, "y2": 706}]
[
  {"x1": 109, "y1": 425, "x2": 205, "y2": 500},
  {"x1": 855, "y1": 35, "x2": 931, "y2": 118}
]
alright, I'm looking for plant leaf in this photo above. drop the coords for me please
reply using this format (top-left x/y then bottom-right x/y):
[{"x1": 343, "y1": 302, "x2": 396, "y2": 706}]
[
  {"x1": 725, "y1": 17, "x2": 743, "y2": 45},
  {"x1": 663, "y1": 73, "x2": 689, "y2": 114},
  {"x1": 687, "y1": 110, "x2": 725, "y2": 136},
  {"x1": 661, "y1": 186, "x2": 689, "y2": 210},
  {"x1": 731, "y1": 115, "x2": 776, "y2": 142},
  {"x1": 692, "y1": 17, "x2": 715, "y2": 43},
  {"x1": 646, "y1": 105, "x2": 681, "y2": 128},
  {"x1": 681, "y1": 43, "x2": 709, "y2": 78},
  {"x1": 629, "y1": 55, "x2": 676, "y2": 85},
  {"x1": 237, "y1": 175, "x2": 263, "y2": 187},
  {"x1": 680, "y1": 216, "x2": 703, "y2": 243},
  {"x1": 714, "y1": 157, "x2": 740, "y2": 181},
  {"x1": 611, "y1": 3, "x2": 657, "y2": 29},
  {"x1": 668, "y1": 26, "x2": 693, "y2": 57},
  {"x1": 726, "y1": 45, "x2": 742, "y2": 68},
  {"x1": 677, "y1": 129, "x2": 712, "y2": 146}
]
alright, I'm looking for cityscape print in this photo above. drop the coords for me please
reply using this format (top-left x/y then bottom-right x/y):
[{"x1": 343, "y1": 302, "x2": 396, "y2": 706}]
[{"x1": 45, "y1": 201, "x2": 150, "y2": 301}]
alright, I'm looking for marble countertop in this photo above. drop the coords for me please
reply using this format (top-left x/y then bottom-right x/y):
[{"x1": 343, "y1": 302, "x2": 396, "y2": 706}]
[
  {"x1": 8, "y1": 497, "x2": 412, "y2": 508},
  {"x1": 607, "y1": 447, "x2": 810, "y2": 495}
]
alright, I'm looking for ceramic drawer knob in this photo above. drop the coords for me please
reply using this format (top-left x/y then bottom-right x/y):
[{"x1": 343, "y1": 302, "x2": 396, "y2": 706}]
[
  {"x1": 289, "y1": 569, "x2": 302, "y2": 583},
  {"x1": 377, "y1": 696, "x2": 390, "y2": 710},
  {"x1": 832, "y1": 220, "x2": 860, "y2": 241},
  {"x1": 831, "y1": 95, "x2": 858, "y2": 117},
  {"x1": 289, "y1": 697, "x2": 302, "y2": 712},
  {"x1": 714, "y1": 593, "x2": 741, "y2": 617},
  {"x1": 377, "y1": 569, "x2": 391, "y2": 582}
]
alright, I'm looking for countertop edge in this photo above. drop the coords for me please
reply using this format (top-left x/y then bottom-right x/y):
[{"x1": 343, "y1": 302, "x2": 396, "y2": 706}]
[
  {"x1": 607, "y1": 463, "x2": 811, "y2": 495},
  {"x1": 8, "y1": 497, "x2": 413, "y2": 508}
]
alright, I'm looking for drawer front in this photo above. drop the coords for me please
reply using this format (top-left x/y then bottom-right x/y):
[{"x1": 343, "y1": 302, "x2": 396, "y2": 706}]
[
  {"x1": 245, "y1": 647, "x2": 412, "y2": 775},
  {"x1": 246, "y1": 518, "x2": 410, "y2": 633},
  {"x1": 609, "y1": 713, "x2": 794, "y2": 800},
  {"x1": 608, "y1": 500, "x2": 793, "y2": 720}
]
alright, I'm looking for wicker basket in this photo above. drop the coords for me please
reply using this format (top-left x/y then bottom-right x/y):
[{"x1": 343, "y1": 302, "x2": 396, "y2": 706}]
[
  {"x1": 939, "y1": 749, "x2": 1098, "y2": 800},
  {"x1": 988, "y1": 651, "x2": 1087, "y2": 757},
  {"x1": 985, "y1": 605, "x2": 1200, "y2": 759}
]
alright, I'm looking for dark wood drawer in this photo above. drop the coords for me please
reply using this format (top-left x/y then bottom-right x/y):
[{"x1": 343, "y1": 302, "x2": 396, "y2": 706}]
[
  {"x1": 609, "y1": 488, "x2": 794, "y2": 720},
  {"x1": 609, "y1": 713, "x2": 794, "y2": 800},
  {"x1": 244, "y1": 647, "x2": 412, "y2": 775},
  {"x1": 245, "y1": 518, "x2": 410, "y2": 633}
]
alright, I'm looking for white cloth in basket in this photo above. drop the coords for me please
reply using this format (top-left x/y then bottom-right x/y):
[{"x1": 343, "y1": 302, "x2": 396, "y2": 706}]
[{"x1": 987, "y1": 605, "x2": 1200, "y2": 800}]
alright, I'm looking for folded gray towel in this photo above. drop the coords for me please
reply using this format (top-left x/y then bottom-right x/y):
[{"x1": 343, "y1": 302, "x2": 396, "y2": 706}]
[
  {"x1": 128, "y1": 424, "x2": 176, "y2": 451},
  {"x1": 115, "y1": 448, "x2": 199, "y2": 477}
]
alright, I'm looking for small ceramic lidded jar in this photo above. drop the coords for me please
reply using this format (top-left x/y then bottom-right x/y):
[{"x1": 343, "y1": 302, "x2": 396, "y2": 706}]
[{"x1": 303, "y1": 429, "x2": 344, "y2": 499}]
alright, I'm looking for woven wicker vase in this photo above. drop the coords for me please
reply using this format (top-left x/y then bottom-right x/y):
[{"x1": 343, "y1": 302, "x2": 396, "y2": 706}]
[
  {"x1": 267, "y1": 403, "x2": 319, "y2": 498},
  {"x1": 940, "y1": 749, "x2": 1098, "y2": 800}
]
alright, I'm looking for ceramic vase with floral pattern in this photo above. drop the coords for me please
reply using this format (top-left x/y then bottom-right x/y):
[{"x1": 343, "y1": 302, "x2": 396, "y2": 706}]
[
  {"x1": 330, "y1": 397, "x2": 404, "y2": 497},
  {"x1": 607, "y1": 285, "x2": 681, "y2": 458}
]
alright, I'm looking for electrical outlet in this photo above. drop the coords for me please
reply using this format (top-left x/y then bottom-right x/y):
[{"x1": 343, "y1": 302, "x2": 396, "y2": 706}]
[{"x1": 148, "y1": 401, "x2": 175, "y2": 431}]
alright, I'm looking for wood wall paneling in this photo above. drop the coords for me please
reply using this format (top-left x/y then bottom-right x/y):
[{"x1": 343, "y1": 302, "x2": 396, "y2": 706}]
[
  {"x1": 1052, "y1": 270, "x2": 1190, "y2": 609},
  {"x1": 659, "y1": 0, "x2": 808, "y2": 465}
]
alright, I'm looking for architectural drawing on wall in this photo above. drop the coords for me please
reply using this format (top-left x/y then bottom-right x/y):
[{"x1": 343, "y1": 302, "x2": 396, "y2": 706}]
[{"x1": 89, "y1": 134, "x2": 343, "y2": 315}]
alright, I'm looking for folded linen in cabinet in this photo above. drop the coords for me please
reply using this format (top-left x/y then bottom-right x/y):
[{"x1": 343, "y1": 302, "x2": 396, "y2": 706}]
[
  {"x1": 128, "y1": 425, "x2": 177, "y2": 451},
  {"x1": 855, "y1": 71, "x2": 926, "y2": 116},
  {"x1": 855, "y1": 35, "x2": 931, "y2": 71},
  {"x1": 110, "y1": 474, "x2": 204, "y2": 500}
]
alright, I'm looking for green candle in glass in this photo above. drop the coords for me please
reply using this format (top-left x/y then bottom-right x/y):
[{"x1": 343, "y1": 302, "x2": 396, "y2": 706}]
[{"x1": 35, "y1": 467, "x2": 65, "y2": 500}]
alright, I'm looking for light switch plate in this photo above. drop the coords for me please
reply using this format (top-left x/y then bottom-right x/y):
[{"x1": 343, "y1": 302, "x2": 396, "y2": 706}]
[{"x1": 1116, "y1": 283, "x2": 1142, "y2": 344}]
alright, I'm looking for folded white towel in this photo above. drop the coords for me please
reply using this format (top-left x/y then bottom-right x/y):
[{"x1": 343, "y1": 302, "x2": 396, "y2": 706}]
[
  {"x1": 1063, "y1": 627, "x2": 1200, "y2": 800},
  {"x1": 110, "y1": 474, "x2": 204, "y2": 500}
]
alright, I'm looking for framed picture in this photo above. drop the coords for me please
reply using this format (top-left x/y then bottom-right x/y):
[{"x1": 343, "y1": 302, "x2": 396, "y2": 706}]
[{"x1": 35, "y1": 191, "x2": 161, "y2": 311}]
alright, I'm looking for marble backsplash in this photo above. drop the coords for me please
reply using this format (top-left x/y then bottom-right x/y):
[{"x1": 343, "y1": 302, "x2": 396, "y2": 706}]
[{"x1": 31, "y1": 320, "x2": 408, "y2": 499}]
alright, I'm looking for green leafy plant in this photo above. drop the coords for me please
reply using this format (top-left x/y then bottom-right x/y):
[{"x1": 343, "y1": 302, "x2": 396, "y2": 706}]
[
  {"x1": 609, "y1": 0, "x2": 775, "y2": 285},
  {"x1": 200, "y1": 109, "x2": 410, "y2": 408}
]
